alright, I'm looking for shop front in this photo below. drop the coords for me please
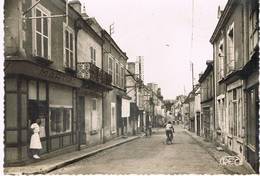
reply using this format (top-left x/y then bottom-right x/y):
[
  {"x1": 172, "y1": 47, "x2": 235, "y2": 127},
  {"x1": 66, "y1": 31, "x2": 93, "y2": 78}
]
[
  {"x1": 240, "y1": 55, "x2": 259, "y2": 173},
  {"x1": 5, "y1": 60, "x2": 81, "y2": 165}
]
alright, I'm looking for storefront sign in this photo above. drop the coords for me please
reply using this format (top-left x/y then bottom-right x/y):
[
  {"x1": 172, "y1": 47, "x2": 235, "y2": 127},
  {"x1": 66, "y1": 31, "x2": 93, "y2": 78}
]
[
  {"x1": 5, "y1": 60, "x2": 82, "y2": 88},
  {"x1": 39, "y1": 68, "x2": 73, "y2": 83}
]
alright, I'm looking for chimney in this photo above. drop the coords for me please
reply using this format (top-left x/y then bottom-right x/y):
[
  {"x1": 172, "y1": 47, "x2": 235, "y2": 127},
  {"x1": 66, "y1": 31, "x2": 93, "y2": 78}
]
[
  {"x1": 206, "y1": 60, "x2": 213, "y2": 65},
  {"x1": 81, "y1": 5, "x2": 89, "y2": 20},
  {"x1": 69, "y1": 0, "x2": 81, "y2": 14},
  {"x1": 217, "y1": 6, "x2": 223, "y2": 19}
]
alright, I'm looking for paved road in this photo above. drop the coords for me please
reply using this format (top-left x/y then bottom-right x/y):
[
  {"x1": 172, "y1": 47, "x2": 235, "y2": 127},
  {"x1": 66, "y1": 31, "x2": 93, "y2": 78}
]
[{"x1": 51, "y1": 126, "x2": 227, "y2": 174}]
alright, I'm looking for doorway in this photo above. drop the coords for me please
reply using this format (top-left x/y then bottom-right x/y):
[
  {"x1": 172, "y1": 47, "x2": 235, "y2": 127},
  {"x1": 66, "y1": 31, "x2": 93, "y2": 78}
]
[
  {"x1": 78, "y1": 96, "x2": 86, "y2": 145},
  {"x1": 246, "y1": 87, "x2": 259, "y2": 173},
  {"x1": 196, "y1": 112, "x2": 200, "y2": 136}
]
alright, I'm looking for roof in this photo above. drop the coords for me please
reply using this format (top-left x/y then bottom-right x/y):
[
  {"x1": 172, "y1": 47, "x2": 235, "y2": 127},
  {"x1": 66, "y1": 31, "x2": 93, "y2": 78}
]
[
  {"x1": 198, "y1": 60, "x2": 214, "y2": 83},
  {"x1": 209, "y1": 0, "x2": 237, "y2": 43},
  {"x1": 102, "y1": 30, "x2": 128, "y2": 61}
]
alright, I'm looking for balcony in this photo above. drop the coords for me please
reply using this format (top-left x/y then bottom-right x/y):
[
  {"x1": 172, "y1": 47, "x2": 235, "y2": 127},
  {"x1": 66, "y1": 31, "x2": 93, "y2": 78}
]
[{"x1": 77, "y1": 62, "x2": 112, "y2": 88}]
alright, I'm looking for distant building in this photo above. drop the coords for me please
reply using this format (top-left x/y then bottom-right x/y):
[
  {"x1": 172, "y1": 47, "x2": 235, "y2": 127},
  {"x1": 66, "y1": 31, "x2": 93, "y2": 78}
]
[
  {"x1": 135, "y1": 56, "x2": 144, "y2": 81},
  {"x1": 198, "y1": 61, "x2": 214, "y2": 140}
]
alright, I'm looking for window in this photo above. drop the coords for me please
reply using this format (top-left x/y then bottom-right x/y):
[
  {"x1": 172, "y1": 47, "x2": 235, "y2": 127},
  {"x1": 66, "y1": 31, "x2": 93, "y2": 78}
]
[
  {"x1": 228, "y1": 87, "x2": 242, "y2": 137},
  {"x1": 108, "y1": 57, "x2": 113, "y2": 81},
  {"x1": 249, "y1": 1, "x2": 258, "y2": 54},
  {"x1": 120, "y1": 66, "x2": 124, "y2": 88},
  {"x1": 33, "y1": 5, "x2": 51, "y2": 59},
  {"x1": 115, "y1": 62, "x2": 119, "y2": 85},
  {"x1": 49, "y1": 107, "x2": 72, "y2": 135},
  {"x1": 91, "y1": 99, "x2": 98, "y2": 131},
  {"x1": 39, "y1": 82, "x2": 46, "y2": 101},
  {"x1": 218, "y1": 41, "x2": 224, "y2": 80},
  {"x1": 90, "y1": 47, "x2": 96, "y2": 65},
  {"x1": 227, "y1": 25, "x2": 234, "y2": 72},
  {"x1": 63, "y1": 24, "x2": 74, "y2": 69},
  {"x1": 29, "y1": 81, "x2": 37, "y2": 100}
]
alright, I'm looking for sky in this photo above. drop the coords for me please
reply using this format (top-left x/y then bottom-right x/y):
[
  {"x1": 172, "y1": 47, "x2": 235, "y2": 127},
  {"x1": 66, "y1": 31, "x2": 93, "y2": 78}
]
[{"x1": 80, "y1": 0, "x2": 228, "y2": 99}]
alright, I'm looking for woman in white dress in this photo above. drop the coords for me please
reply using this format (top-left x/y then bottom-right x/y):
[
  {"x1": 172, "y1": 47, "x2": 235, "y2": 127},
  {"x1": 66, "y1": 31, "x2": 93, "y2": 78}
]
[{"x1": 30, "y1": 119, "x2": 42, "y2": 159}]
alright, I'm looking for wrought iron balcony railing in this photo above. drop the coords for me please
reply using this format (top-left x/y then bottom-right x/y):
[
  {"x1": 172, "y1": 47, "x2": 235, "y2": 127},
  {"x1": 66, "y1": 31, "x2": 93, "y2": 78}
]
[{"x1": 77, "y1": 62, "x2": 112, "y2": 86}]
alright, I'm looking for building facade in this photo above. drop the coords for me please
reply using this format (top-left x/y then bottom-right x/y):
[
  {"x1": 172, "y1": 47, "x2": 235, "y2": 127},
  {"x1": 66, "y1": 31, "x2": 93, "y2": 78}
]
[
  {"x1": 194, "y1": 88, "x2": 201, "y2": 136},
  {"x1": 199, "y1": 61, "x2": 214, "y2": 141},
  {"x1": 102, "y1": 30, "x2": 128, "y2": 140},
  {"x1": 210, "y1": 0, "x2": 259, "y2": 172},
  {"x1": 76, "y1": 8, "x2": 112, "y2": 147},
  {"x1": 4, "y1": 0, "x2": 83, "y2": 164}
]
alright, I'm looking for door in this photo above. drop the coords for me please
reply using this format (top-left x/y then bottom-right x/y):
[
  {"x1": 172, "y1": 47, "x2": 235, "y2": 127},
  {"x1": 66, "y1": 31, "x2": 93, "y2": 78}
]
[
  {"x1": 246, "y1": 87, "x2": 259, "y2": 173},
  {"x1": 203, "y1": 107, "x2": 210, "y2": 140},
  {"x1": 196, "y1": 112, "x2": 200, "y2": 136},
  {"x1": 116, "y1": 96, "x2": 122, "y2": 136},
  {"x1": 28, "y1": 81, "x2": 48, "y2": 154},
  {"x1": 78, "y1": 96, "x2": 86, "y2": 145}
]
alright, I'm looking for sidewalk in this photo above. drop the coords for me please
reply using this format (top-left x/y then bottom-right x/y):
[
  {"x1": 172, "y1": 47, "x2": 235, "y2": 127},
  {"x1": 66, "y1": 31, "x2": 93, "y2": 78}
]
[
  {"x1": 4, "y1": 135, "x2": 140, "y2": 175},
  {"x1": 185, "y1": 130, "x2": 256, "y2": 175}
]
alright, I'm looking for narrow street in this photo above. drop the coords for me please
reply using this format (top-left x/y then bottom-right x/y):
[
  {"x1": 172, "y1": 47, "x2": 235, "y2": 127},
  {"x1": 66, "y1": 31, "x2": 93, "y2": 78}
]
[{"x1": 50, "y1": 125, "x2": 227, "y2": 175}]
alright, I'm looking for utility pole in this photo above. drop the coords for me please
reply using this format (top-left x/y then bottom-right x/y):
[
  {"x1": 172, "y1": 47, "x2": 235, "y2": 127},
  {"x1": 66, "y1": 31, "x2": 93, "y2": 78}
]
[{"x1": 191, "y1": 62, "x2": 194, "y2": 89}]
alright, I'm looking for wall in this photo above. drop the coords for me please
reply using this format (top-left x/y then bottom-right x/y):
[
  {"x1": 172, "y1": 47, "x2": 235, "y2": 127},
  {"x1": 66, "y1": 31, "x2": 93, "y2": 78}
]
[
  {"x1": 84, "y1": 94, "x2": 102, "y2": 146},
  {"x1": 77, "y1": 30, "x2": 102, "y2": 68},
  {"x1": 103, "y1": 90, "x2": 117, "y2": 141}
]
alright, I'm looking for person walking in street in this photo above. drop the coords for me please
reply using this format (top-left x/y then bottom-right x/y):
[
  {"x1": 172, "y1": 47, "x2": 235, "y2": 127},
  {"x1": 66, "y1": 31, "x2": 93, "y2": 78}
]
[
  {"x1": 165, "y1": 121, "x2": 174, "y2": 144},
  {"x1": 30, "y1": 118, "x2": 42, "y2": 159},
  {"x1": 148, "y1": 121, "x2": 152, "y2": 136}
]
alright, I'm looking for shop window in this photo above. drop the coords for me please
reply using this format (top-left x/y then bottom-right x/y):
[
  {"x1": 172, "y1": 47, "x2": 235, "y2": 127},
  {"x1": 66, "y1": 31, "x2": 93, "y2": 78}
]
[
  {"x1": 63, "y1": 24, "x2": 74, "y2": 69},
  {"x1": 33, "y1": 5, "x2": 51, "y2": 59},
  {"x1": 39, "y1": 82, "x2": 46, "y2": 101},
  {"x1": 28, "y1": 81, "x2": 37, "y2": 100},
  {"x1": 28, "y1": 80, "x2": 48, "y2": 138},
  {"x1": 49, "y1": 107, "x2": 72, "y2": 135}
]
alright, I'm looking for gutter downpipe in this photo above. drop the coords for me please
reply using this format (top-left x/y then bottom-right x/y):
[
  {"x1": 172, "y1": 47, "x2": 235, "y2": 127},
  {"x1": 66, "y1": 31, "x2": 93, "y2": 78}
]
[
  {"x1": 101, "y1": 36, "x2": 105, "y2": 144},
  {"x1": 75, "y1": 18, "x2": 81, "y2": 151}
]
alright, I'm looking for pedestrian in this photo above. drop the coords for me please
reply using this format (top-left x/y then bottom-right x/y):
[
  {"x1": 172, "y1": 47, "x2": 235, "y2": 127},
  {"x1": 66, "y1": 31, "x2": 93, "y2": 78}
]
[
  {"x1": 148, "y1": 121, "x2": 152, "y2": 136},
  {"x1": 30, "y1": 118, "x2": 42, "y2": 159},
  {"x1": 165, "y1": 121, "x2": 174, "y2": 144}
]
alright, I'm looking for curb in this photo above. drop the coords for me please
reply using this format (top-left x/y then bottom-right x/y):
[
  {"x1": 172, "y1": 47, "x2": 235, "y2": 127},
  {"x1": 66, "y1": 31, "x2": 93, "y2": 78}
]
[
  {"x1": 15, "y1": 136, "x2": 140, "y2": 175},
  {"x1": 184, "y1": 130, "x2": 238, "y2": 174},
  {"x1": 185, "y1": 130, "x2": 255, "y2": 174}
]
